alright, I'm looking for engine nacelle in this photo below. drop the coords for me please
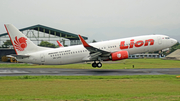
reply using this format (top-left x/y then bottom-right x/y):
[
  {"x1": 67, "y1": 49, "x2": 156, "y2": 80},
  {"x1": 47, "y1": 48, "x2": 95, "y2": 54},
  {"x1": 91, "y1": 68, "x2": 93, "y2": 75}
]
[{"x1": 110, "y1": 51, "x2": 129, "y2": 61}]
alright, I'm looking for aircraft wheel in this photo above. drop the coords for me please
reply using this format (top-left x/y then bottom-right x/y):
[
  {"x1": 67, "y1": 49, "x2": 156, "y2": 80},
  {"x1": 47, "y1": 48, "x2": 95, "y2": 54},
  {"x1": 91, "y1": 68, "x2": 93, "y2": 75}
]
[
  {"x1": 92, "y1": 62, "x2": 97, "y2": 68},
  {"x1": 97, "y1": 62, "x2": 102, "y2": 68},
  {"x1": 161, "y1": 54, "x2": 164, "y2": 57}
]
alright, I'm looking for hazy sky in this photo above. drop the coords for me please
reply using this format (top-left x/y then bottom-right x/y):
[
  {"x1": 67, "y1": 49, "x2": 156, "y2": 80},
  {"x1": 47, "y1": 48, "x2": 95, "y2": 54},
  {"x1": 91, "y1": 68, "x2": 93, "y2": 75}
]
[{"x1": 0, "y1": 0, "x2": 180, "y2": 42}]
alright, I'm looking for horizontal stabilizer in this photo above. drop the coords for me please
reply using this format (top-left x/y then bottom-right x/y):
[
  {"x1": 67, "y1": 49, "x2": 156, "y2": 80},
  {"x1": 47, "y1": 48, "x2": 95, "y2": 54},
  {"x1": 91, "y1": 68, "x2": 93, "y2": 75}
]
[{"x1": 6, "y1": 54, "x2": 30, "y2": 59}]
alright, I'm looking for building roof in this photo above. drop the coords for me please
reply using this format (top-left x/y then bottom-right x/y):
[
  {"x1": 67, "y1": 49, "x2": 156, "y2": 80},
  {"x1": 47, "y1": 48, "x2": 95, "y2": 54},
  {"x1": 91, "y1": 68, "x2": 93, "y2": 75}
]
[
  {"x1": 165, "y1": 49, "x2": 180, "y2": 60},
  {"x1": 0, "y1": 24, "x2": 88, "y2": 40}
]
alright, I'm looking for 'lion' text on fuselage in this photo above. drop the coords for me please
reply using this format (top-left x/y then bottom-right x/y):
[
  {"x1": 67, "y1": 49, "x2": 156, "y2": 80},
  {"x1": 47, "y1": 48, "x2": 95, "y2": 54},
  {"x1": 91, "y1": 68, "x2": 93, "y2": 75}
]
[{"x1": 120, "y1": 39, "x2": 154, "y2": 49}]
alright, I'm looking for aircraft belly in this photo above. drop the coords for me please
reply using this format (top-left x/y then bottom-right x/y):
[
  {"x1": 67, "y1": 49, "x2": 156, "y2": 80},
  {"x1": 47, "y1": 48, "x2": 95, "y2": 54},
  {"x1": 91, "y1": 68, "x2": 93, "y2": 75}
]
[{"x1": 17, "y1": 58, "x2": 33, "y2": 64}]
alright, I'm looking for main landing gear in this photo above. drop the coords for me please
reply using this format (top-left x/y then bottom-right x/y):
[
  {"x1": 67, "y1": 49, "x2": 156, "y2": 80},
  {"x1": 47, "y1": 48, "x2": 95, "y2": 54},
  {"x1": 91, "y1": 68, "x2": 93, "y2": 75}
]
[
  {"x1": 92, "y1": 61, "x2": 102, "y2": 68},
  {"x1": 159, "y1": 50, "x2": 164, "y2": 57}
]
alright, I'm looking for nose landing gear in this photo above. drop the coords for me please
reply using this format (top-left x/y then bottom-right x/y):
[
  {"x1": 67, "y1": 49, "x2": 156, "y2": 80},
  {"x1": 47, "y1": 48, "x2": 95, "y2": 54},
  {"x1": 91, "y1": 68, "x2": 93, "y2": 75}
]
[{"x1": 92, "y1": 61, "x2": 102, "y2": 68}]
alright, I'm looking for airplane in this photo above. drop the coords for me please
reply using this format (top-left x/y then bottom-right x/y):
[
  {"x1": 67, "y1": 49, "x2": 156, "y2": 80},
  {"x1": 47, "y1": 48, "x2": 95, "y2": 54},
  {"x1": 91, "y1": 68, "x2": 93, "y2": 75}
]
[
  {"x1": 4, "y1": 24, "x2": 177, "y2": 68},
  {"x1": 56, "y1": 41, "x2": 64, "y2": 47}
]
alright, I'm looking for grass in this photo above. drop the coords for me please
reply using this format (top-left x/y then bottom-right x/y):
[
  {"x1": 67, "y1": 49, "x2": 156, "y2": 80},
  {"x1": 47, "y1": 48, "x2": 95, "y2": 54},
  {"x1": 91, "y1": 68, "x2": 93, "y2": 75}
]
[
  {"x1": 0, "y1": 75, "x2": 180, "y2": 101},
  {"x1": 0, "y1": 75, "x2": 176, "y2": 80},
  {"x1": 0, "y1": 59, "x2": 180, "y2": 100},
  {"x1": 0, "y1": 58, "x2": 180, "y2": 69}
]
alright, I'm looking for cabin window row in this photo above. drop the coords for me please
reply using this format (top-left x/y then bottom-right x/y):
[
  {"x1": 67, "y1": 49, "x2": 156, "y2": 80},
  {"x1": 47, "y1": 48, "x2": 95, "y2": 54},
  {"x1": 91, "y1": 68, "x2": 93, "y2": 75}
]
[
  {"x1": 108, "y1": 46, "x2": 117, "y2": 48},
  {"x1": 50, "y1": 50, "x2": 88, "y2": 57},
  {"x1": 97, "y1": 46, "x2": 117, "y2": 50}
]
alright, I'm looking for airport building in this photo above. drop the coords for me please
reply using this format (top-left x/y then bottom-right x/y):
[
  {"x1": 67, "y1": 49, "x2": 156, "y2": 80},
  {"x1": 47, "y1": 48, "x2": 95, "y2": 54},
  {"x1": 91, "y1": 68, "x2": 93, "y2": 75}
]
[
  {"x1": 0, "y1": 24, "x2": 88, "y2": 60},
  {"x1": 164, "y1": 49, "x2": 180, "y2": 60},
  {"x1": 128, "y1": 53, "x2": 165, "y2": 59}
]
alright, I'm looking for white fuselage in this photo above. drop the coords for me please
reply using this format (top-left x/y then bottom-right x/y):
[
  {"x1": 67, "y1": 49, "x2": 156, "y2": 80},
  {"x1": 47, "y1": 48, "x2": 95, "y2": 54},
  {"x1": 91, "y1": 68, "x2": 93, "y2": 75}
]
[{"x1": 18, "y1": 35, "x2": 176, "y2": 65}]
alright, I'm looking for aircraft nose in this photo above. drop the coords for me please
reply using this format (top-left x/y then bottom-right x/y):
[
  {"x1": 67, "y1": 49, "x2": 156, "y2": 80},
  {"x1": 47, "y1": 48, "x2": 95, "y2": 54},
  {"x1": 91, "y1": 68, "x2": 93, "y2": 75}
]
[{"x1": 171, "y1": 38, "x2": 177, "y2": 45}]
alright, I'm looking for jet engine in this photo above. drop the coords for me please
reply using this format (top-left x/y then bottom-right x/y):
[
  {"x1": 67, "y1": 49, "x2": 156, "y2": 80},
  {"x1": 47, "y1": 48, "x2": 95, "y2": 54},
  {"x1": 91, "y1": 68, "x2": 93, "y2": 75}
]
[{"x1": 110, "y1": 51, "x2": 129, "y2": 61}]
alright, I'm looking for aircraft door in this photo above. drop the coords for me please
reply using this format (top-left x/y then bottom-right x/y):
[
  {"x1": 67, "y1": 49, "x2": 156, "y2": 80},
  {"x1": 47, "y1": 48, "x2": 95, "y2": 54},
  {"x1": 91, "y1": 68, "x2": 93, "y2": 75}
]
[
  {"x1": 59, "y1": 55, "x2": 63, "y2": 64},
  {"x1": 40, "y1": 54, "x2": 45, "y2": 64},
  {"x1": 158, "y1": 36, "x2": 162, "y2": 45}
]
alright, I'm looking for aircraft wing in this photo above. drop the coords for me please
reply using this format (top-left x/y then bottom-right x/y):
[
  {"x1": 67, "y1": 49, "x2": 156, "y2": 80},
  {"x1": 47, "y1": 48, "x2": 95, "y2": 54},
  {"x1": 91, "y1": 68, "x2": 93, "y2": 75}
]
[{"x1": 78, "y1": 35, "x2": 111, "y2": 60}]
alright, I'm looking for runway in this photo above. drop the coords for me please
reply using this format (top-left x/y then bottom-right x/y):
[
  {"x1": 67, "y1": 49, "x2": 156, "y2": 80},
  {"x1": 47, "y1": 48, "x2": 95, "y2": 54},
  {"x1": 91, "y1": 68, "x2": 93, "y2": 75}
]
[{"x1": 0, "y1": 68, "x2": 180, "y2": 76}]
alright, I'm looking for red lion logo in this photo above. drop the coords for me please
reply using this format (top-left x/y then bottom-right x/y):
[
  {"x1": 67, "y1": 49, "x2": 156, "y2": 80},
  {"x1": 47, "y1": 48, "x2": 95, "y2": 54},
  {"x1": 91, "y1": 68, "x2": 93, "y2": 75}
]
[{"x1": 14, "y1": 36, "x2": 27, "y2": 51}]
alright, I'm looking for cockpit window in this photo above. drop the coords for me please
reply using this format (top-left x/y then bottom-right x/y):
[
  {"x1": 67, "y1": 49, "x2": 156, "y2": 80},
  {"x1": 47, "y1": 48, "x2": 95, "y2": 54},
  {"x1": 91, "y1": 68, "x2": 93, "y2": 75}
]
[{"x1": 165, "y1": 37, "x2": 170, "y2": 39}]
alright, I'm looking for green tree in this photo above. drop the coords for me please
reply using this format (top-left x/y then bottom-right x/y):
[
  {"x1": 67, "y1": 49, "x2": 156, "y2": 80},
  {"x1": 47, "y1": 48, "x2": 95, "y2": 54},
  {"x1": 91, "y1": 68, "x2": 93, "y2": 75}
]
[
  {"x1": 2, "y1": 40, "x2": 12, "y2": 48},
  {"x1": 170, "y1": 42, "x2": 180, "y2": 53},
  {"x1": 92, "y1": 39, "x2": 97, "y2": 43},
  {"x1": 39, "y1": 41, "x2": 57, "y2": 48}
]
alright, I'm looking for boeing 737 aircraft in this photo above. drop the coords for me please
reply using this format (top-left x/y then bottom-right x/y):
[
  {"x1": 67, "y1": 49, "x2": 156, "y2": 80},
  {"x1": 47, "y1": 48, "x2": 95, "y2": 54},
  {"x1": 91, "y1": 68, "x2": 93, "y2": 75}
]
[{"x1": 4, "y1": 24, "x2": 177, "y2": 68}]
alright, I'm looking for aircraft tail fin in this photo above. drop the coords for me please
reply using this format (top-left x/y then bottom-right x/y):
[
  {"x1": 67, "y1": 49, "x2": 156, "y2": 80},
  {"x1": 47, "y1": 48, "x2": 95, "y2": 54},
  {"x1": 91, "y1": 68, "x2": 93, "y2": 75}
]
[{"x1": 4, "y1": 24, "x2": 48, "y2": 55}]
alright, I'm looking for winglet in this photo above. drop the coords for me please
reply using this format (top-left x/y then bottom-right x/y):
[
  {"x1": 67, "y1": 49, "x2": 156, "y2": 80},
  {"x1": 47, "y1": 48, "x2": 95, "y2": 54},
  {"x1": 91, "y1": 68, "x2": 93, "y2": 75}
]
[
  {"x1": 56, "y1": 41, "x2": 64, "y2": 47},
  {"x1": 78, "y1": 35, "x2": 90, "y2": 47}
]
